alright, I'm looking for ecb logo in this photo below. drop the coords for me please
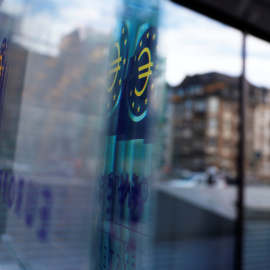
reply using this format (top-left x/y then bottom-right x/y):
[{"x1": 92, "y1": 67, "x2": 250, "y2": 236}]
[
  {"x1": 127, "y1": 27, "x2": 158, "y2": 122},
  {"x1": 105, "y1": 24, "x2": 158, "y2": 123},
  {"x1": 106, "y1": 22, "x2": 129, "y2": 117}
]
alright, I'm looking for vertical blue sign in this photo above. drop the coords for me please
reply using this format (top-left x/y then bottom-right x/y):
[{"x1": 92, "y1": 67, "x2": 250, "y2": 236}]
[{"x1": 95, "y1": 2, "x2": 160, "y2": 269}]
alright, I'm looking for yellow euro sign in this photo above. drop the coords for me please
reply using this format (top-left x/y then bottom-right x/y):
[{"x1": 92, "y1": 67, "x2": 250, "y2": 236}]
[
  {"x1": 108, "y1": 42, "x2": 122, "y2": 93},
  {"x1": 135, "y1": 47, "x2": 153, "y2": 97}
]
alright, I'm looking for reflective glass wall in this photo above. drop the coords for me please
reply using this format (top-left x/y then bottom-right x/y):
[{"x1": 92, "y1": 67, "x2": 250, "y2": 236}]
[
  {"x1": 0, "y1": 0, "x2": 116, "y2": 269},
  {"x1": 0, "y1": 0, "x2": 165, "y2": 269},
  {"x1": 151, "y1": 2, "x2": 243, "y2": 269},
  {"x1": 0, "y1": 0, "x2": 269, "y2": 270},
  {"x1": 244, "y1": 35, "x2": 270, "y2": 270}
]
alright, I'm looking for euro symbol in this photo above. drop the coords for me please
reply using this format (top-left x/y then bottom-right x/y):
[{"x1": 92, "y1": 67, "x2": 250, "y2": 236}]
[
  {"x1": 108, "y1": 42, "x2": 122, "y2": 93},
  {"x1": 135, "y1": 47, "x2": 153, "y2": 97}
]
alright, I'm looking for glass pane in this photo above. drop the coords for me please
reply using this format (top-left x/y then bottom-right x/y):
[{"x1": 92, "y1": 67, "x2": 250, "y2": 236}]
[
  {"x1": 0, "y1": 0, "x2": 247, "y2": 269},
  {"x1": 244, "y1": 35, "x2": 270, "y2": 270},
  {"x1": 151, "y1": 1, "x2": 242, "y2": 269},
  {"x1": 92, "y1": 0, "x2": 163, "y2": 269},
  {"x1": 0, "y1": 0, "x2": 117, "y2": 269},
  {"x1": 0, "y1": 0, "x2": 167, "y2": 269}
]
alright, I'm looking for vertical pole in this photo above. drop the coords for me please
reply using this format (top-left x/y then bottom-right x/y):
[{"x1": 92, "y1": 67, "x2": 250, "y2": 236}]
[{"x1": 235, "y1": 31, "x2": 247, "y2": 270}]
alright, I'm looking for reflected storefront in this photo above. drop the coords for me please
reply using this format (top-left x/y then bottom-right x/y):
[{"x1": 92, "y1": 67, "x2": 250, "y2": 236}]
[
  {"x1": 0, "y1": 0, "x2": 269, "y2": 270},
  {"x1": 0, "y1": 0, "x2": 114, "y2": 269}
]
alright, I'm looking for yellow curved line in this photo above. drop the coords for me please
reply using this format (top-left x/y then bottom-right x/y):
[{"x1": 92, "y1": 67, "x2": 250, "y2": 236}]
[
  {"x1": 135, "y1": 47, "x2": 152, "y2": 97},
  {"x1": 108, "y1": 42, "x2": 121, "y2": 93}
]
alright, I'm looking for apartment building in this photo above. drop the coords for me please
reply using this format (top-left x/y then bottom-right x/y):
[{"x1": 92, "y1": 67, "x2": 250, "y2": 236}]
[{"x1": 166, "y1": 72, "x2": 270, "y2": 183}]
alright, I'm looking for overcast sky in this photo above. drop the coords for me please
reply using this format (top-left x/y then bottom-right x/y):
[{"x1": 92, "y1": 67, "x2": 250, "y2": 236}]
[
  {"x1": 2, "y1": 0, "x2": 270, "y2": 88},
  {"x1": 160, "y1": 1, "x2": 270, "y2": 88}
]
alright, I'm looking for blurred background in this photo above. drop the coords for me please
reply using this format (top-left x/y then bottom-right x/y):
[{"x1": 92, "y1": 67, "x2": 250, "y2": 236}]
[{"x1": 0, "y1": 0, "x2": 269, "y2": 270}]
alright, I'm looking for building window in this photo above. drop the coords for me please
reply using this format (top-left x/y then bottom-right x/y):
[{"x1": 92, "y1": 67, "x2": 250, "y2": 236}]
[
  {"x1": 193, "y1": 139, "x2": 203, "y2": 150},
  {"x1": 184, "y1": 120, "x2": 192, "y2": 128},
  {"x1": 223, "y1": 119, "x2": 231, "y2": 130},
  {"x1": 223, "y1": 139, "x2": 230, "y2": 148},
  {"x1": 194, "y1": 99, "x2": 206, "y2": 112},
  {"x1": 195, "y1": 85, "x2": 203, "y2": 95},
  {"x1": 208, "y1": 97, "x2": 219, "y2": 113},
  {"x1": 208, "y1": 137, "x2": 217, "y2": 147},
  {"x1": 178, "y1": 87, "x2": 184, "y2": 96},
  {"x1": 194, "y1": 120, "x2": 205, "y2": 130},
  {"x1": 186, "y1": 86, "x2": 193, "y2": 95},
  {"x1": 208, "y1": 118, "x2": 218, "y2": 129},
  {"x1": 176, "y1": 103, "x2": 183, "y2": 113},
  {"x1": 182, "y1": 139, "x2": 192, "y2": 151},
  {"x1": 223, "y1": 102, "x2": 231, "y2": 110},
  {"x1": 185, "y1": 99, "x2": 193, "y2": 110}
]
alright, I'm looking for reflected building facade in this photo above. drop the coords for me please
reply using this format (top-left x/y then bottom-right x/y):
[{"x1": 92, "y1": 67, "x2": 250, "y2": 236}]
[
  {"x1": 166, "y1": 72, "x2": 270, "y2": 183},
  {"x1": 14, "y1": 28, "x2": 109, "y2": 179},
  {"x1": 0, "y1": 19, "x2": 110, "y2": 268}
]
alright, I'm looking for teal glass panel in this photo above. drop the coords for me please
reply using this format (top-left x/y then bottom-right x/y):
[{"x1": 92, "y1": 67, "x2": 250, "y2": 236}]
[{"x1": 93, "y1": 1, "x2": 163, "y2": 269}]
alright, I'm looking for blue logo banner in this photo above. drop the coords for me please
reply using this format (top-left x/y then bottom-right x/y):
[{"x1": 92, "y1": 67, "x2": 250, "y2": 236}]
[{"x1": 106, "y1": 26, "x2": 158, "y2": 142}]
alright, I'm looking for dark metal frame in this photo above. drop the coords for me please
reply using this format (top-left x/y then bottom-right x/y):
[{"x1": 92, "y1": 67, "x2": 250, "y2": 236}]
[
  {"x1": 171, "y1": 0, "x2": 270, "y2": 43},
  {"x1": 235, "y1": 31, "x2": 247, "y2": 270}
]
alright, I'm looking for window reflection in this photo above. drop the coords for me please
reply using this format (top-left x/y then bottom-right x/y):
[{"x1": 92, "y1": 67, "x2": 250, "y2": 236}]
[
  {"x1": 165, "y1": 72, "x2": 240, "y2": 181},
  {"x1": 153, "y1": 3, "x2": 242, "y2": 269},
  {"x1": 244, "y1": 35, "x2": 270, "y2": 270},
  {"x1": 0, "y1": 0, "x2": 269, "y2": 269},
  {"x1": 0, "y1": 0, "x2": 114, "y2": 269}
]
